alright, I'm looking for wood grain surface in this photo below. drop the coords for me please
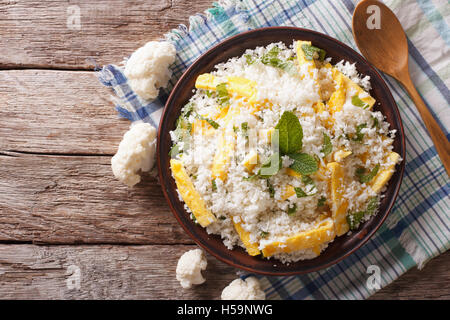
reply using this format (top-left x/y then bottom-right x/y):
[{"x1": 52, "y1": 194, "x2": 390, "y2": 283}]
[{"x1": 0, "y1": 0, "x2": 447, "y2": 300}]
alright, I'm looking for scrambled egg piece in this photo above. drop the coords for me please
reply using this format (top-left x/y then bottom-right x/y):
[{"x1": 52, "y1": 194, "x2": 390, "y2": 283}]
[
  {"x1": 195, "y1": 74, "x2": 257, "y2": 99},
  {"x1": 261, "y1": 218, "x2": 336, "y2": 257},
  {"x1": 333, "y1": 149, "x2": 352, "y2": 162},
  {"x1": 371, "y1": 152, "x2": 401, "y2": 193},
  {"x1": 241, "y1": 150, "x2": 259, "y2": 173},
  {"x1": 327, "y1": 162, "x2": 350, "y2": 236},
  {"x1": 170, "y1": 159, "x2": 216, "y2": 227},
  {"x1": 233, "y1": 221, "x2": 261, "y2": 256}
]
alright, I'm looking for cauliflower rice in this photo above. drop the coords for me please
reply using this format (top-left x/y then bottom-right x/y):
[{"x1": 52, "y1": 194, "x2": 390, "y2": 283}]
[{"x1": 169, "y1": 41, "x2": 401, "y2": 264}]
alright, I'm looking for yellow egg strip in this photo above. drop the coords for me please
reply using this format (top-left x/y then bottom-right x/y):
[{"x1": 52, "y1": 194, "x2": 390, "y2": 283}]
[
  {"x1": 233, "y1": 221, "x2": 261, "y2": 256},
  {"x1": 327, "y1": 162, "x2": 350, "y2": 236},
  {"x1": 170, "y1": 159, "x2": 216, "y2": 227},
  {"x1": 261, "y1": 218, "x2": 336, "y2": 257},
  {"x1": 370, "y1": 152, "x2": 401, "y2": 193}
]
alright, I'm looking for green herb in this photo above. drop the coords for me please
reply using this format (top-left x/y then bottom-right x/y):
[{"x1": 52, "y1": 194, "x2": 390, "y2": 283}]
[
  {"x1": 321, "y1": 132, "x2": 333, "y2": 157},
  {"x1": 301, "y1": 175, "x2": 315, "y2": 186},
  {"x1": 212, "y1": 179, "x2": 217, "y2": 191},
  {"x1": 294, "y1": 187, "x2": 308, "y2": 198},
  {"x1": 355, "y1": 164, "x2": 380, "y2": 183},
  {"x1": 347, "y1": 197, "x2": 379, "y2": 230},
  {"x1": 346, "y1": 211, "x2": 365, "y2": 230},
  {"x1": 301, "y1": 44, "x2": 326, "y2": 61},
  {"x1": 351, "y1": 95, "x2": 369, "y2": 109},
  {"x1": 288, "y1": 153, "x2": 319, "y2": 175},
  {"x1": 243, "y1": 174, "x2": 258, "y2": 181},
  {"x1": 266, "y1": 179, "x2": 275, "y2": 198},
  {"x1": 169, "y1": 144, "x2": 181, "y2": 158},
  {"x1": 260, "y1": 46, "x2": 297, "y2": 76},
  {"x1": 241, "y1": 122, "x2": 249, "y2": 139},
  {"x1": 258, "y1": 152, "x2": 282, "y2": 178},
  {"x1": 296, "y1": 176, "x2": 317, "y2": 196},
  {"x1": 287, "y1": 204, "x2": 298, "y2": 215},
  {"x1": 245, "y1": 54, "x2": 255, "y2": 65},
  {"x1": 352, "y1": 123, "x2": 367, "y2": 142},
  {"x1": 275, "y1": 111, "x2": 303, "y2": 155},
  {"x1": 182, "y1": 103, "x2": 194, "y2": 118},
  {"x1": 216, "y1": 82, "x2": 230, "y2": 106},
  {"x1": 366, "y1": 196, "x2": 379, "y2": 215},
  {"x1": 371, "y1": 115, "x2": 379, "y2": 129},
  {"x1": 197, "y1": 115, "x2": 220, "y2": 129},
  {"x1": 191, "y1": 214, "x2": 197, "y2": 223},
  {"x1": 260, "y1": 230, "x2": 269, "y2": 238},
  {"x1": 233, "y1": 125, "x2": 238, "y2": 133},
  {"x1": 317, "y1": 196, "x2": 327, "y2": 207},
  {"x1": 287, "y1": 56, "x2": 295, "y2": 61}
]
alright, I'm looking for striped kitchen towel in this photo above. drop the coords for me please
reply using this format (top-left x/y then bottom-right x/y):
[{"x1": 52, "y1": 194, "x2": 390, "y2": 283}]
[{"x1": 98, "y1": 0, "x2": 450, "y2": 299}]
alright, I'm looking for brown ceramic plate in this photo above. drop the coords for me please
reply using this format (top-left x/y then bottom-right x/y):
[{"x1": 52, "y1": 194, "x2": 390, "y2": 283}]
[{"x1": 157, "y1": 27, "x2": 405, "y2": 275}]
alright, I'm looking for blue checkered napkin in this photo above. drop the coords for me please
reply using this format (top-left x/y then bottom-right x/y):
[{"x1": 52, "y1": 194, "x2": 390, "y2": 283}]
[{"x1": 98, "y1": 0, "x2": 450, "y2": 300}]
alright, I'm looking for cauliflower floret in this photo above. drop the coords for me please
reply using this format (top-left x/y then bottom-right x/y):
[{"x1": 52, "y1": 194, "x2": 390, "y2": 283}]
[
  {"x1": 221, "y1": 277, "x2": 266, "y2": 300},
  {"x1": 176, "y1": 249, "x2": 207, "y2": 289},
  {"x1": 124, "y1": 41, "x2": 176, "y2": 101},
  {"x1": 111, "y1": 122, "x2": 156, "y2": 187}
]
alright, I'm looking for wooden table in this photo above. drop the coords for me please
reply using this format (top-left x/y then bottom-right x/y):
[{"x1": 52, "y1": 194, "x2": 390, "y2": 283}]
[{"x1": 0, "y1": 0, "x2": 448, "y2": 300}]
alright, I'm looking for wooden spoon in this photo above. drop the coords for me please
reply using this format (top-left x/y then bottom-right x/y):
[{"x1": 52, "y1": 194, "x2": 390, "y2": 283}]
[{"x1": 352, "y1": 0, "x2": 450, "y2": 176}]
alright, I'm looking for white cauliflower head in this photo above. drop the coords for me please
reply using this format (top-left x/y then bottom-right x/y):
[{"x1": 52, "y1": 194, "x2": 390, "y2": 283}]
[
  {"x1": 176, "y1": 249, "x2": 207, "y2": 289},
  {"x1": 111, "y1": 122, "x2": 157, "y2": 187},
  {"x1": 124, "y1": 41, "x2": 176, "y2": 101},
  {"x1": 221, "y1": 277, "x2": 265, "y2": 300}
]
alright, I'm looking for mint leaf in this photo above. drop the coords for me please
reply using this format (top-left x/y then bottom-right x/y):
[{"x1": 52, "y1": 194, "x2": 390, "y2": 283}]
[
  {"x1": 301, "y1": 44, "x2": 326, "y2": 61},
  {"x1": 366, "y1": 196, "x2": 379, "y2": 215},
  {"x1": 260, "y1": 230, "x2": 269, "y2": 238},
  {"x1": 288, "y1": 153, "x2": 318, "y2": 175},
  {"x1": 371, "y1": 115, "x2": 379, "y2": 129},
  {"x1": 244, "y1": 54, "x2": 255, "y2": 65},
  {"x1": 355, "y1": 164, "x2": 380, "y2": 183},
  {"x1": 197, "y1": 115, "x2": 219, "y2": 129},
  {"x1": 287, "y1": 203, "x2": 297, "y2": 215},
  {"x1": 275, "y1": 111, "x2": 303, "y2": 155},
  {"x1": 258, "y1": 153, "x2": 282, "y2": 178},
  {"x1": 182, "y1": 103, "x2": 194, "y2": 118},
  {"x1": 321, "y1": 132, "x2": 332, "y2": 157},
  {"x1": 260, "y1": 47, "x2": 297, "y2": 76},
  {"x1": 352, "y1": 123, "x2": 367, "y2": 142},
  {"x1": 301, "y1": 175, "x2": 314, "y2": 186},
  {"x1": 347, "y1": 196, "x2": 379, "y2": 230},
  {"x1": 169, "y1": 144, "x2": 181, "y2": 158},
  {"x1": 317, "y1": 196, "x2": 327, "y2": 207},
  {"x1": 216, "y1": 82, "x2": 230, "y2": 106},
  {"x1": 351, "y1": 95, "x2": 369, "y2": 109},
  {"x1": 346, "y1": 211, "x2": 365, "y2": 230},
  {"x1": 294, "y1": 187, "x2": 308, "y2": 198},
  {"x1": 266, "y1": 179, "x2": 275, "y2": 198}
]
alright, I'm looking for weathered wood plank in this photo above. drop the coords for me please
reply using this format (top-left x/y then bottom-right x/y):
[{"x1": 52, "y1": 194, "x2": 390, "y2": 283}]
[
  {"x1": 0, "y1": 244, "x2": 236, "y2": 299},
  {"x1": 0, "y1": 244, "x2": 448, "y2": 299},
  {"x1": 0, "y1": 152, "x2": 193, "y2": 244},
  {"x1": 0, "y1": 70, "x2": 129, "y2": 154},
  {"x1": 0, "y1": 0, "x2": 212, "y2": 69}
]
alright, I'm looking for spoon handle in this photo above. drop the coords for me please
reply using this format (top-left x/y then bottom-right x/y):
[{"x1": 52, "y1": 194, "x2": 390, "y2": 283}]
[{"x1": 398, "y1": 72, "x2": 450, "y2": 177}]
